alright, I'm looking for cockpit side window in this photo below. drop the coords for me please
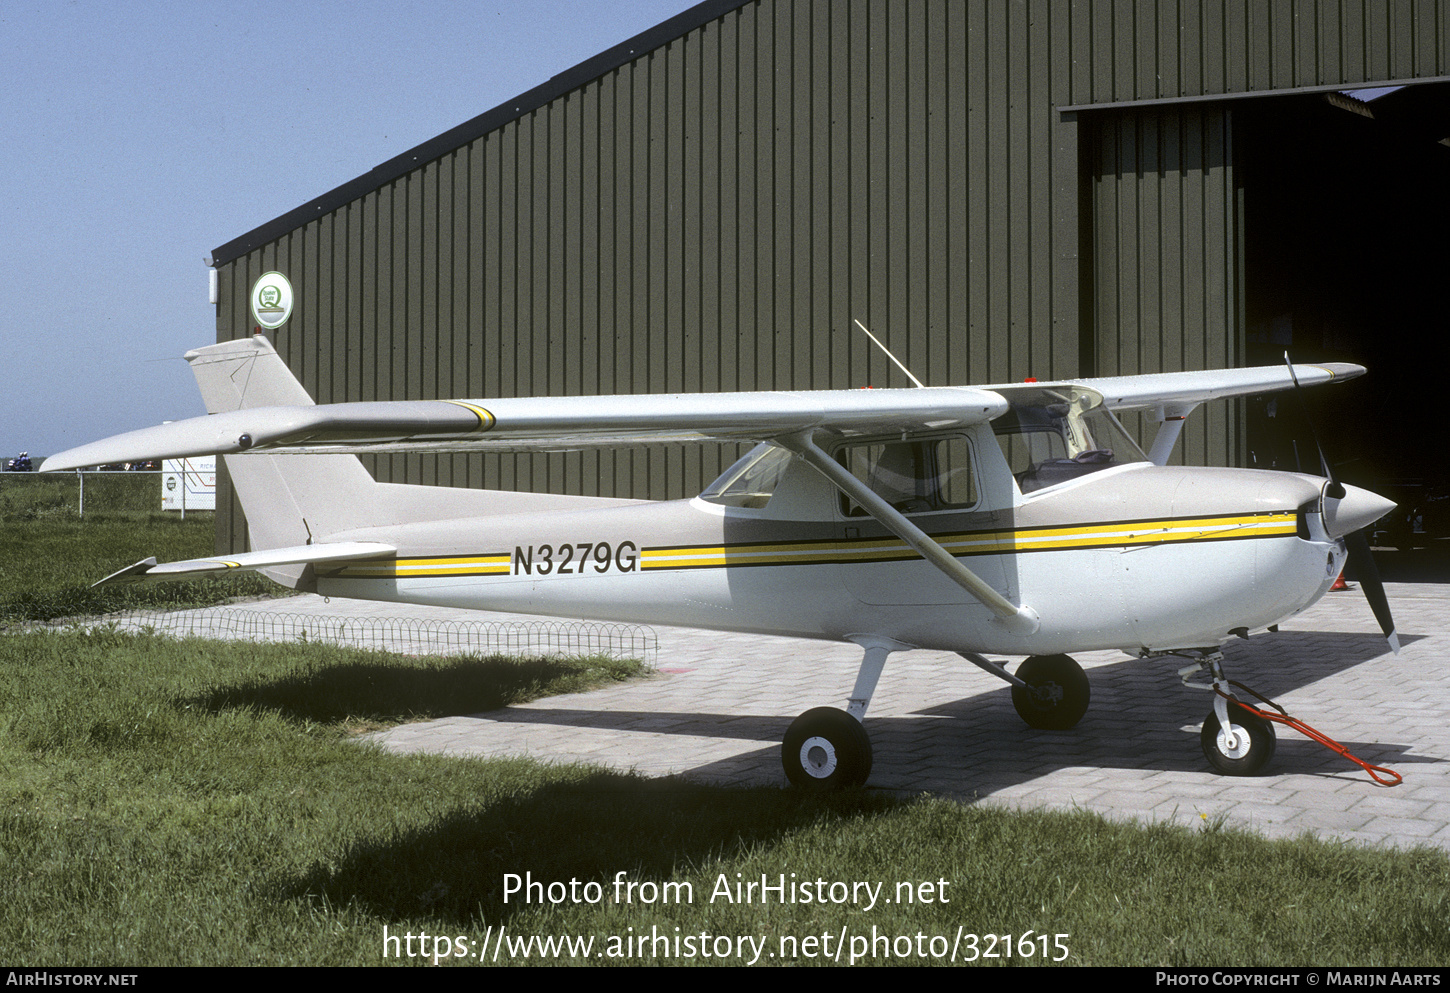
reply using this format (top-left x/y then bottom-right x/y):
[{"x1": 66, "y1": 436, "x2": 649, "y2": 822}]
[{"x1": 835, "y1": 436, "x2": 978, "y2": 516}]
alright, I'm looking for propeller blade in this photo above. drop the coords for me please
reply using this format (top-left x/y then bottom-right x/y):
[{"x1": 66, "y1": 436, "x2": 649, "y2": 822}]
[
  {"x1": 1345, "y1": 530, "x2": 1400, "y2": 655},
  {"x1": 1286, "y1": 352, "x2": 1397, "y2": 654}
]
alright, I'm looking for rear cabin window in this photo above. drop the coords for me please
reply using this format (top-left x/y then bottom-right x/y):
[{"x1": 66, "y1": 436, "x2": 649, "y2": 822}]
[{"x1": 835, "y1": 437, "x2": 977, "y2": 516}]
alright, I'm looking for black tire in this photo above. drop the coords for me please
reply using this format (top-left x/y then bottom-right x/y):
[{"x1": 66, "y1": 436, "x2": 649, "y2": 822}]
[
  {"x1": 782, "y1": 707, "x2": 873, "y2": 790},
  {"x1": 1011, "y1": 654, "x2": 1090, "y2": 730},
  {"x1": 1201, "y1": 704, "x2": 1277, "y2": 776}
]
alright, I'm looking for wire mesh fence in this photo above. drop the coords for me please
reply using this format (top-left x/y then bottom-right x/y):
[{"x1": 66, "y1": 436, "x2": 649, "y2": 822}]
[
  {"x1": 0, "y1": 470, "x2": 167, "y2": 517},
  {"x1": 0, "y1": 466, "x2": 218, "y2": 518},
  {"x1": 85, "y1": 606, "x2": 658, "y2": 665}
]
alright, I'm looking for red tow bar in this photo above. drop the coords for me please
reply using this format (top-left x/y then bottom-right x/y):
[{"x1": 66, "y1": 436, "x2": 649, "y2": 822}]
[{"x1": 1218, "y1": 682, "x2": 1402, "y2": 787}]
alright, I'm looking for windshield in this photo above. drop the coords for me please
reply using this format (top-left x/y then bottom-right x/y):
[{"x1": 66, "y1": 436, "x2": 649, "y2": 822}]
[
  {"x1": 699, "y1": 443, "x2": 794, "y2": 508},
  {"x1": 992, "y1": 386, "x2": 1147, "y2": 494}
]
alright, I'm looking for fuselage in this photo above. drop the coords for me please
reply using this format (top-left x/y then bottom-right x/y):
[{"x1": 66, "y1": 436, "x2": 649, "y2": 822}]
[{"x1": 318, "y1": 460, "x2": 1346, "y2": 657}]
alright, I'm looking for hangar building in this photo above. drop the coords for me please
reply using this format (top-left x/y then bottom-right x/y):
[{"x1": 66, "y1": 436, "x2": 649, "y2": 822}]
[{"x1": 210, "y1": 0, "x2": 1450, "y2": 552}]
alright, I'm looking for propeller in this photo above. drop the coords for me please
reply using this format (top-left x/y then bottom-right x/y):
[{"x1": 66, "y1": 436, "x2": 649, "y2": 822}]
[{"x1": 1285, "y1": 353, "x2": 1400, "y2": 654}]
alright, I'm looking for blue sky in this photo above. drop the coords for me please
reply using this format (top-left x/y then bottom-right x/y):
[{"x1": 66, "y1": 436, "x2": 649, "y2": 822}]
[{"x1": 2, "y1": 0, "x2": 700, "y2": 459}]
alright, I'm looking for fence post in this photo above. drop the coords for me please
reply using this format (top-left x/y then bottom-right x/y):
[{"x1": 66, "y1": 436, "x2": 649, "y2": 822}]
[{"x1": 76, "y1": 469, "x2": 84, "y2": 517}]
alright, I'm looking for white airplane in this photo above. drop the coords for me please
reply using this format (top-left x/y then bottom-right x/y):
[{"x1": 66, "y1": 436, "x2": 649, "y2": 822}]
[{"x1": 43, "y1": 334, "x2": 1398, "y2": 789}]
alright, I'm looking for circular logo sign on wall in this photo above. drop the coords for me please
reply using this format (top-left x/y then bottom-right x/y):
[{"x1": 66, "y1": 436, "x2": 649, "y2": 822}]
[{"x1": 250, "y1": 271, "x2": 294, "y2": 329}]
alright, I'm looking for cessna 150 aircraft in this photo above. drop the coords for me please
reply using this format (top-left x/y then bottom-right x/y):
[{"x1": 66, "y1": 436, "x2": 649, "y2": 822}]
[{"x1": 44, "y1": 334, "x2": 1398, "y2": 789}]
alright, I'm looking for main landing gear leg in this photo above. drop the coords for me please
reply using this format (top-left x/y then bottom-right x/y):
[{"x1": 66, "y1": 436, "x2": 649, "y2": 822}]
[
  {"x1": 1177, "y1": 651, "x2": 1277, "y2": 776},
  {"x1": 782, "y1": 637, "x2": 904, "y2": 790}
]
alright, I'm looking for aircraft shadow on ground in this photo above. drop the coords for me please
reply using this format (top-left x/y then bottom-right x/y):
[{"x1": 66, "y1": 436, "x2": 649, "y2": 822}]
[
  {"x1": 469, "y1": 629, "x2": 1435, "y2": 791},
  {"x1": 276, "y1": 771, "x2": 905, "y2": 927},
  {"x1": 202, "y1": 628, "x2": 1434, "y2": 799}
]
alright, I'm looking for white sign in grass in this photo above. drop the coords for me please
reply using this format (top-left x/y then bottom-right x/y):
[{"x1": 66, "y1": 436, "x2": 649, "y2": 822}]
[{"x1": 162, "y1": 456, "x2": 216, "y2": 511}]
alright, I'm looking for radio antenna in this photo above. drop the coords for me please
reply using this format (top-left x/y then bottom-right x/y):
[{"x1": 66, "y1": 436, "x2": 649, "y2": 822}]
[{"x1": 853, "y1": 318, "x2": 925, "y2": 388}]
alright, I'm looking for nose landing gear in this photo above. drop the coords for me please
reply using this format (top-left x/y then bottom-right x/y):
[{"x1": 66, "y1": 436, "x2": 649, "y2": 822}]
[
  {"x1": 1177, "y1": 651, "x2": 1278, "y2": 776},
  {"x1": 1200, "y1": 702, "x2": 1278, "y2": 776}
]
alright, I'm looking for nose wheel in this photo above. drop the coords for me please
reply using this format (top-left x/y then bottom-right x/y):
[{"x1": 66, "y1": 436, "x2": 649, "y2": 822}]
[
  {"x1": 1201, "y1": 704, "x2": 1277, "y2": 776},
  {"x1": 1177, "y1": 651, "x2": 1279, "y2": 776}
]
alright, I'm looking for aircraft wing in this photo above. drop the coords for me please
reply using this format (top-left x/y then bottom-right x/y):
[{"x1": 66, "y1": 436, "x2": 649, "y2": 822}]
[
  {"x1": 94, "y1": 541, "x2": 396, "y2": 586},
  {"x1": 1065, "y1": 362, "x2": 1364, "y2": 412},
  {"x1": 40, "y1": 328, "x2": 1362, "y2": 471},
  {"x1": 43, "y1": 388, "x2": 1009, "y2": 469}
]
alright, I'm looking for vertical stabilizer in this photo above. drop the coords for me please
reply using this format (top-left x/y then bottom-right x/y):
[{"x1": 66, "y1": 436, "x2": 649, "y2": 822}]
[
  {"x1": 187, "y1": 334, "x2": 318, "y2": 412},
  {"x1": 188, "y1": 336, "x2": 382, "y2": 555}
]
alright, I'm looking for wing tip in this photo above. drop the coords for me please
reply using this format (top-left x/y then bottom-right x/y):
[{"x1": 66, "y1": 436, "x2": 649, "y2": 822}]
[{"x1": 93, "y1": 557, "x2": 159, "y2": 587}]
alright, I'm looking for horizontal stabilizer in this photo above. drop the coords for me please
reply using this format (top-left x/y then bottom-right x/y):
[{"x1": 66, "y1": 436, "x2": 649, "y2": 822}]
[{"x1": 94, "y1": 541, "x2": 396, "y2": 586}]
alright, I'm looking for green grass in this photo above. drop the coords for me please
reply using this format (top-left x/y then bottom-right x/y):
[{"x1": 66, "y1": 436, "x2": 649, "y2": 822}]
[
  {"x1": 0, "y1": 511, "x2": 279, "y2": 622},
  {"x1": 1, "y1": 627, "x2": 1447, "y2": 967}
]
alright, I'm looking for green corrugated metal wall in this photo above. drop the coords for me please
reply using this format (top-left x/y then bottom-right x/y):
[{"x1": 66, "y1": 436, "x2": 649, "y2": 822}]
[
  {"x1": 1087, "y1": 106, "x2": 1242, "y2": 468},
  {"x1": 1062, "y1": 0, "x2": 1449, "y2": 105},
  {"x1": 215, "y1": 0, "x2": 1450, "y2": 551}
]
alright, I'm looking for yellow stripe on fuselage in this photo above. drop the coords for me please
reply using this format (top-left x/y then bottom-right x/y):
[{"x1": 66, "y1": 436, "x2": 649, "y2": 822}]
[
  {"x1": 321, "y1": 512, "x2": 1299, "y2": 579},
  {"x1": 331, "y1": 552, "x2": 511, "y2": 579},
  {"x1": 640, "y1": 512, "x2": 1298, "y2": 571}
]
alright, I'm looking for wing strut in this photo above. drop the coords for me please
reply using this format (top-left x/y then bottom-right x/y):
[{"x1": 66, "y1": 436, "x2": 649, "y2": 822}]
[
  {"x1": 780, "y1": 434, "x2": 1039, "y2": 636},
  {"x1": 1146, "y1": 403, "x2": 1199, "y2": 465}
]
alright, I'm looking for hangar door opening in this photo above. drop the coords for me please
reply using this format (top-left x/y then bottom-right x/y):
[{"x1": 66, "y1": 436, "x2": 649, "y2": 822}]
[{"x1": 1239, "y1": 83, "x2": 1450, "y2": 548}]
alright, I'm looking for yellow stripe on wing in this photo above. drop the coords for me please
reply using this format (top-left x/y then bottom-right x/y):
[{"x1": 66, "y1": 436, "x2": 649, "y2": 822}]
[{"x1": 444, "y1": 401, "x2": 496, "y2": 433}]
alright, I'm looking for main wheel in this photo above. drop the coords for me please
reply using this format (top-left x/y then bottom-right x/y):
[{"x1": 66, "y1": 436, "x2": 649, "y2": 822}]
[
  {"x1": 782, "y1": 707, "x2": 873, "y2": 790},
  {"x1": 1201, "y1": 704, "x2": 1277, "y2": 776},
  {"x1": 1011, "y1": 654, "x2": 1090, "y2": 730}
]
